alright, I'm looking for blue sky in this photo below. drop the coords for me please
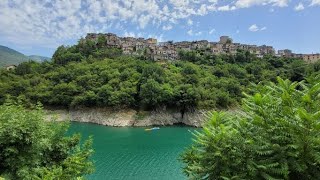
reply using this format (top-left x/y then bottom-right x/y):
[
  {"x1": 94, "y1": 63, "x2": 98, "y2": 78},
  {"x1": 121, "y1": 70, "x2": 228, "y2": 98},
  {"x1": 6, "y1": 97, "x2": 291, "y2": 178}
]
[{"x1": 0, "y1": 0, "x2": 319, "y2": 57}]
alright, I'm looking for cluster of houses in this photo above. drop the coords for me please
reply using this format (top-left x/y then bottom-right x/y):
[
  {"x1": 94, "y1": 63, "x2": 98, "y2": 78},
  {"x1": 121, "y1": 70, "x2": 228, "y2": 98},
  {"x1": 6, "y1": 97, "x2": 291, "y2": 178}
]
[
  {"x1": 2, "y1": 34, "x2": 318, "y2": 71},
  {"x1": 85, "y1": 33, "x2": 320, "y2": 63},
  {"x1": 277, "y1": 49, "x2": 320, "y2": 63}
]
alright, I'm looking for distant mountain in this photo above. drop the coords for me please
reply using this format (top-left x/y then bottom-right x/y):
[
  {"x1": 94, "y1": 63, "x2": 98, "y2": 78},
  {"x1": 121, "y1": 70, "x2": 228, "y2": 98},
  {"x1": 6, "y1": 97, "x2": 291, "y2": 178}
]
[
  {"x1": 28, "y1": 55, "x2": 51, "y2": 62},
  {"x1": 0, "y1": 45, "x2": 51, "y2": 67},
  {"x1": 0, "y1": 45, "x2": 28, "y2": 67}
]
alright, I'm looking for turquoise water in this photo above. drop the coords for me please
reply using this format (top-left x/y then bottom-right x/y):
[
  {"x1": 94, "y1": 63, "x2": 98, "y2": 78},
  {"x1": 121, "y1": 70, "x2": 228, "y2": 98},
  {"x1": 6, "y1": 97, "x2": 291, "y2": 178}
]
[{"x1": 68, "y1": 122, "x2": 197, "y2": 180}]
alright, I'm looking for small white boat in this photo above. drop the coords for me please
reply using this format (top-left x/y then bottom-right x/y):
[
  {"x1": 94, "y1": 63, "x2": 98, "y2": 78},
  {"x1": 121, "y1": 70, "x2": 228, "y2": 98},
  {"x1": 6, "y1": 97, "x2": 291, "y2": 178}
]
[{"x1": 145, "y1": 127, "x2": 160, "y2": 131}]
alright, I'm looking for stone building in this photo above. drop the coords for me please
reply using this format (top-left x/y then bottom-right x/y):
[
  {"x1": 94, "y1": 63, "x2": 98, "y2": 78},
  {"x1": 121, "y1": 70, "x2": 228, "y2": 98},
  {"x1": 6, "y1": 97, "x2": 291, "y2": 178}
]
[
  {"x1": 105, "y1": 33, "x2": 120, "y2": 48},
  {"x1": 211, "y1": 43, "x2": 224, "y2": 54},
  {"x1": 278, "y1": 49, "x2": 293, "y2": 57},
  {"x1": 292, "y1": 54, "x2": 304, "y2": 59},
  {"x1": 259, "y1": 45, "x2": 275, "y2": 55},
  {"x1": 152, "y1": 46, "x2": 178, "y2": 61},
  {"x1": 174, "y1": 41, "x2": 192, "y2": 51},
  {"x1": 277, "y1": 50, "x2": 320, "y2": 63},
  {"x1": 146, "y1": 38, "x2": 157, "y2": 45},
  {"x1": 303, "y1": 54, "x2": 320, "y2": 63},
  {"x1": 191, "y1": 40, "x2": 211, "y2": 50},
  {"x1": 219, "y1": 36, "x2": 233, "y2": 44},
  {"x1": 5, "y1": 65, "x2": 17, "y2": 71}
]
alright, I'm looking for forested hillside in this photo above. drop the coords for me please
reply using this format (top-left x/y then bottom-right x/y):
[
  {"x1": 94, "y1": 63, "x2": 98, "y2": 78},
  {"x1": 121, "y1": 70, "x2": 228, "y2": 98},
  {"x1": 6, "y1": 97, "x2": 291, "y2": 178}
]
[
  {"x1": 0, "y1": 45, "x2": 51, "y2": 67},
  {"x1": 0, "y1": 45, "x2": 28, "y2": 67},
  {"x1": 0, "y1": 38, "x2": 319, "y2": 111},
  {"x1": 27, "y1": 55, "x2": 51, "y2": 62}
]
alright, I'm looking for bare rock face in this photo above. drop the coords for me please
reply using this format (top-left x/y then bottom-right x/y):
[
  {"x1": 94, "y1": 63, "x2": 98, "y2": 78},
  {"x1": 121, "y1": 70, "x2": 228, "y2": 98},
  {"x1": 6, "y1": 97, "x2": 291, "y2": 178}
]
[
  {"x1": 70, "y1": 108, "x2": 136, "y2": 126},
  {"x1": 44, "y1": 108, "x2": 209, "y2": 127},
  {"x1": 133, "y1": 109, "x2": 207, "y2": 127}
]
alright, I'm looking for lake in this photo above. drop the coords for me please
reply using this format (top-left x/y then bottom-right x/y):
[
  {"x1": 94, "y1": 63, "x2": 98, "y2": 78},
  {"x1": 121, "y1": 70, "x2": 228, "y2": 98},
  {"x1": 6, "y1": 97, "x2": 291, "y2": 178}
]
[{"x1": 69, "y1": 122, "x2": 197, "y2": 180}]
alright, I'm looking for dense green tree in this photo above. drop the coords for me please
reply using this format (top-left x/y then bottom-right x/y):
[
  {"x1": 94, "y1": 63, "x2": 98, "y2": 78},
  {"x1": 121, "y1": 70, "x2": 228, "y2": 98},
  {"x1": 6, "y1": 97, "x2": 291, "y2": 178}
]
[
  {"x1": 50, "y1": 82, "x2": 79, "y2": 106},
  {"x1": 285, "y1": 59, "x2": 308, "y2": 82},
  {"x1": 15, "y1": 61, "x2": 32, "y2": 75},
  {"x1": 0, "y1": 37, "x2": 317, "y2": 111},
  {"x1": 92, "y1": 48, "x2": 123, "y2": 60},
  {"x1": 97, "y1": 35, "x2": 107, "y2": 48},
  {"x1": 181, "y1": 77, "x2": 320, "y2": 179},
  {"x1": 266, "y1": 56, "x2": 285, "y2": 68},
  {"x1": 174, "y1": 84, "x2": 200, "y2": 115},
  {"x1": 77, "y1": 38, "x2": 96, "y2": 57},
  {"x1": 0, "y1": 104, "x2": 94, "y2": 179},
  {"x1": 235, "y1": 50, "x2": 249, "y2": 63},
  {"x1": 96, "y1": 84, "x2": 113, "y2": 106},
  {"x1": 52, "y1": 46, "x2": 84, "y2": 65},
  {"x1": 312, "y1": 61, "x2": 320, "y2": 72},
  {"x1": 139, "y1": 79, "x2": 173, "y2": 108},
  {"x1": 140, "y1": 63, "x2": 165, "y2": 83},
  {"x1": 52, "y1": 45, "x2": 67, "y2": 65}
]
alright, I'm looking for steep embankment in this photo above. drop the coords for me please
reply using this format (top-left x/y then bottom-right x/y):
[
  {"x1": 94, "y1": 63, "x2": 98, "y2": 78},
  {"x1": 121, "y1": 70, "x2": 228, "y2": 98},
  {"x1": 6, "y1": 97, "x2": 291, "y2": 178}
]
[{"x1": 45, "y1": 108, "x2": 209, "y2": 127}]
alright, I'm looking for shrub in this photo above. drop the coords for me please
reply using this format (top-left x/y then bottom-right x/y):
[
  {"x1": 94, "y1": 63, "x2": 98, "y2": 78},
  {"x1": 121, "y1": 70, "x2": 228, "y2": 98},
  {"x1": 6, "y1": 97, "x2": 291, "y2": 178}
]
[
  {"x1": 0, "y1": 104, "x2": 94, "y2": 179},
  {"x1": 181, "y1": 77, "x2": 320, "y2": 179}
]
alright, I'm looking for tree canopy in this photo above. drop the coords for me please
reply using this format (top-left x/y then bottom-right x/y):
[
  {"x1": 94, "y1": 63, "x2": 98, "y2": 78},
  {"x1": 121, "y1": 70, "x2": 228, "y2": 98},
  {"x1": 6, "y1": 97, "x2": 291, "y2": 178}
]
[{"x1": 0, "y1": 38, "x2": 318, "y2": 112}]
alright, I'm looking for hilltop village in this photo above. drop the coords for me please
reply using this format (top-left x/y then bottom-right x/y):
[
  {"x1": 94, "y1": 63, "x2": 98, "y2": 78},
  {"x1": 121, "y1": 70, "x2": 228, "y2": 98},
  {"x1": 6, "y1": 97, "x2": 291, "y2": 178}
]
[{"x1": 86, "y1": 33, "x2": 320, "y2": 63}]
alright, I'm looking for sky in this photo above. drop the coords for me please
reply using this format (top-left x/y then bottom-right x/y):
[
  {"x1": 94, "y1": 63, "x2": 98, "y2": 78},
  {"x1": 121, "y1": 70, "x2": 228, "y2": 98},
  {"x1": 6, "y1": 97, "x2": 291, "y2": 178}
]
[{"x1": 0, "y1": 0, "x2": 320, "y2": 57}]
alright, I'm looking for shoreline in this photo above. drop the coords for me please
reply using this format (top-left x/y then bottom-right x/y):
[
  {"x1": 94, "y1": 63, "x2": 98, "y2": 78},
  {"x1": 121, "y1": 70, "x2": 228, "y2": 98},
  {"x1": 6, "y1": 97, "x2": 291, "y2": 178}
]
[
  {"x1": 44, "y1": 107, "x2": 210, "y2": 128},
  {"x1": 70, "y1": 120, "x2": 201, "y2": 128}
]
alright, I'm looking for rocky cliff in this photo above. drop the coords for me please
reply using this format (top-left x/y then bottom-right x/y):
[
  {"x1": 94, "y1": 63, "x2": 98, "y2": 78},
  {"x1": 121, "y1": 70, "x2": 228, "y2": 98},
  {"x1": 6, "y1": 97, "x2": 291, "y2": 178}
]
[{"x1": 45, "y1": 108, "x2": 209, "y2": 127}]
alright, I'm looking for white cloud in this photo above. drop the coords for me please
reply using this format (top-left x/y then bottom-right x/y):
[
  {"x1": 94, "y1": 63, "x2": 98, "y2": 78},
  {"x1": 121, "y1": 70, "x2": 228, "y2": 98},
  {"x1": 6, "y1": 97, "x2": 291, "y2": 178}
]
[
  {"x1": 195, "y1": 31, "x2": 202, "y2": 36},
  {"x1": 0, "y1": 0, "x2": 296, "y2": 50},
  {"x1": 209, "y1": 29, "x2": 216, "y2": 34},
  {"x1": 0, "y1": 0, "x2": 222, "y2": 47},
  {"x1": 311, "y1": 0, "x2": 320, "y2": 6},
  {"x1": 248, "y1": 24, "x2": 267, "y2": 32},
  {"x1": 235, "y1": 0, "x2": 289, "y2": 8},
  {"x1": 249, "y1": 24, "x2": 259, "y2": 32},
  {"x1": 162, "y1": 25, "x2": 173, "y2": 31},
  {"x1": 220, "y1": 0, "x2": 289, "y2": 11},
  {"x1": 218, "y1": 5, "x2": 236, "y2": 11},
  {"x1": 260, "y1": 27, "x2": 267, "y2": 31},
  {"x1": 208, "y1": 0, "x2": 218, "y2": 3},
  {"x1": 169, "y1": 0, "x2": 190, "y2": 7},
  {"x1": 187, "y1": 29, "x2": 202, "y2": 36},
  {"x1": 294, "y1": 3, "x2": 305, "y2": 11},
  {"x1": 197, "y1": 4, "x2": 208, "y2": 15},
  {"x1": 124, "y1": 31, "x2": 136, "y2": 37},
  {"x1": 138, "y1": 15, "x2": 152, "y2": 29},
  {"x1": 148, "y1": 34, "x2": 165, "y2": 42}
]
